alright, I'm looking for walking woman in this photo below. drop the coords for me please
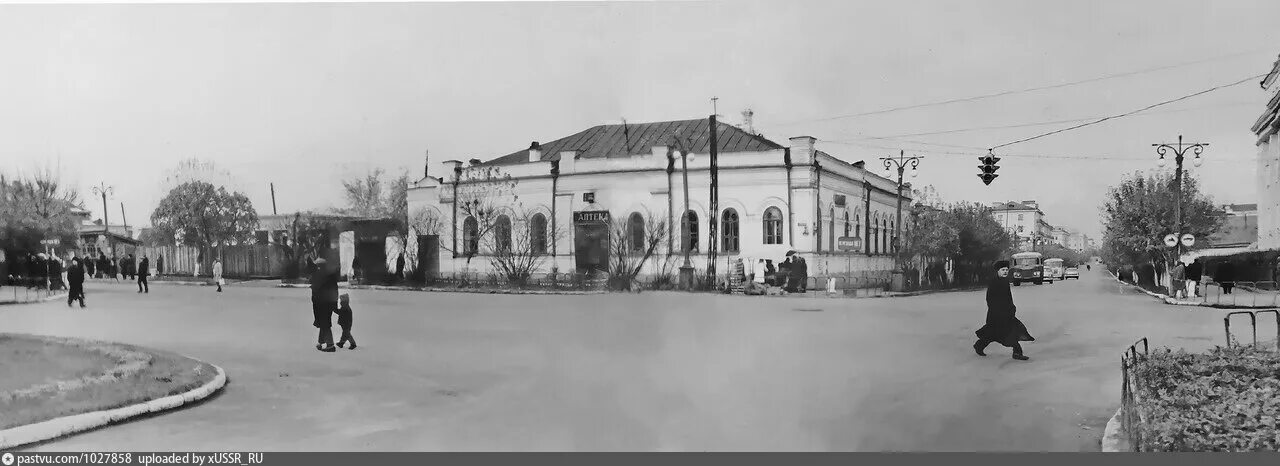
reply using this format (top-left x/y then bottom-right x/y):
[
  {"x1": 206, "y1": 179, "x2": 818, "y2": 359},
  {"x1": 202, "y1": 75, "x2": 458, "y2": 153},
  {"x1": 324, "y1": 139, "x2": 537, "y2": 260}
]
[
  {"x1": 974, "y1": 260, "x2": 1034, "y2": 361},
  {"x1": 310, "y1": 257, "x2": 339, "y2": 352}
]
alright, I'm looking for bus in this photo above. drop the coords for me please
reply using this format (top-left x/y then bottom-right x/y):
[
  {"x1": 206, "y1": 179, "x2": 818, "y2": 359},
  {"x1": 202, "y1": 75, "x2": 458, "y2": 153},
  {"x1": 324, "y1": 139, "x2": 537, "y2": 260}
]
[
  {"x1": 1043, "y1": 258, "x2": 1065, "y2": 282},
  {"x1": 1010, "y1": 251, "x2": 1045, "y2": 286}
]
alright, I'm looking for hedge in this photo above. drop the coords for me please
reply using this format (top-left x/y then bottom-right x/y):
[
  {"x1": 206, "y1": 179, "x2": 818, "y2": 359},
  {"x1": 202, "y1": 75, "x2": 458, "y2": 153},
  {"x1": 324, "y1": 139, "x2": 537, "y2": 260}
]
[
  {"x1": 1131, "y1": 345, "x2": 1280, "y2": 451},
  {"x1": 1202, "y1": 250, "x2": 1280, "y2": 284}
]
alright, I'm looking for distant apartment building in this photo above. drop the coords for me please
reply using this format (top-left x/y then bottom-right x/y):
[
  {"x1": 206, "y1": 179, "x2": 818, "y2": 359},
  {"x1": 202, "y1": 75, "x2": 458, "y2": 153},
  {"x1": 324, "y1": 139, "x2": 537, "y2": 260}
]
[{"x1": 989, "y1": 200, "x2": 1054, "y2": 250}]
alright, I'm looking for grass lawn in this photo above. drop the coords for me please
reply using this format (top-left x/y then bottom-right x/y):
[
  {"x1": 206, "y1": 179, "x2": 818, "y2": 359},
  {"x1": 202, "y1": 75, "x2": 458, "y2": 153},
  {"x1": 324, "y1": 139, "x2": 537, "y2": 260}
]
[
  {"x1": 0, "y1": 335, "x2": 118, "y2": 394},
  {"x1": 0, "y1": 335, "x2": 219, "y2": 430}
]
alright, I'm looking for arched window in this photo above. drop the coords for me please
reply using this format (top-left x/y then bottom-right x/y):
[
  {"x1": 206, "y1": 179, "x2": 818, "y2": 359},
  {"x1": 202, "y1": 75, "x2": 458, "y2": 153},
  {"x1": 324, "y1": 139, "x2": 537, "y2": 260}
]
[
  {"x1": 855, "y1": 209, "x2": 862, "y2": 240},
  {"x1": 889, "y1": 220, "x2": 896, "y2": 253},
  {"x1": 882, "y1": 219, "x2": 889, "y2": 255},
  {"x1": 530, "y1": 213, "x2": 548, "y2": 255},
  {"x1": 843, "y1": 210, "x2": 851, "y2": 238},
  {"x1": 629, "y1": 212, "x2": 645, "y2": 252},
  {"x1": 681, "y1": 210, "x2": 699, "y2": 253},
  {"x1": 463, "y1": 216, "x2": 479, "y2": 255},
  {"x1": 721, "y1": 209, "x2": 740, "y2": 253},
  {"x1": 763, "y1": 207, "x2": 784, "y2": 245},
  {"x1": 494, "y1": 215, "x2": 512, "y2": 252}
]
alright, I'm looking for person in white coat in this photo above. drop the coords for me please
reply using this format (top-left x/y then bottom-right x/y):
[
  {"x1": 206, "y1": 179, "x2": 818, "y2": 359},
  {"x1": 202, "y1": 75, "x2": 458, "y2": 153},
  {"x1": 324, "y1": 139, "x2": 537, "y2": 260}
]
[{"x1": 213, "y1": 258, "x2": 224, "y2": 292}]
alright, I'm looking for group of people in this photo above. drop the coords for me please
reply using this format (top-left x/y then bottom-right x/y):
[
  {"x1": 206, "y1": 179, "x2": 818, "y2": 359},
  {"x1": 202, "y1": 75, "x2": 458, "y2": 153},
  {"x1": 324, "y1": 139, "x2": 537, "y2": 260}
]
[
  {"x1": 4, "y1": 252, "x2": 66, "y2": 291},
  {"x1": 309, "y1": 257, "x2": 356, "y2": 352},
  {"x1": 733, "y1": 250, "x2": 810, "y2": 295},
  {"x1": 1169, "y1": 258, "x2": 1239, "y2": 298}
]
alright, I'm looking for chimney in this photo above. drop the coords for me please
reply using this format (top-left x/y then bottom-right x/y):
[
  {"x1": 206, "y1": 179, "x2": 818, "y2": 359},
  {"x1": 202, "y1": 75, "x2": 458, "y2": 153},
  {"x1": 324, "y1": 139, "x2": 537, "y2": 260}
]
[
  {"x1": 441, "y1": 160, "x2": 463, "y2": 182},
  {"x1": 423, "y1": 150, "x2": 430, "y2": 179},
  {"x1": 558, "y1": 150, "x2": 578, "y2": 173},
  {"x1": 740, "y1": 109, "x2": 755, "y2": 135},
  {"x1": 789, "y1": 136, "x2": 817, "y2": 164},
  {"x1": 528, "y1": 142, "x2": 542, "y2": 163}
]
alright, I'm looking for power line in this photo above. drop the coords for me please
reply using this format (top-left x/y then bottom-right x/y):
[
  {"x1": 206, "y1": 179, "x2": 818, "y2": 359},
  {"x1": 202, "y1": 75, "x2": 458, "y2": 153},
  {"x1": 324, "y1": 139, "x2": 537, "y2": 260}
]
[
  {"x1": 822, "y1": 140, "x2": 1256, "y2": 162},
  {"x1": 989, "y1": 74, "x2": 1267, "y2": 150},
  {"x1": 770, "y1": 49, "x2": 1274, "y2": 127},
  {"x1": 843, "y1": 101, "x2": 1254, "y2": 140}
]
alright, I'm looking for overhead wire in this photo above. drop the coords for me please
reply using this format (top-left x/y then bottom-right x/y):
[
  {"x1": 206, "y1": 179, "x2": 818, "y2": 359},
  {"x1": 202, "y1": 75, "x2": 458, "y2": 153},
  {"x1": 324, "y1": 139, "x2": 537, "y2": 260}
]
[{"x1": 769, "y1": 48, "x2": 1274, "y2": 127}]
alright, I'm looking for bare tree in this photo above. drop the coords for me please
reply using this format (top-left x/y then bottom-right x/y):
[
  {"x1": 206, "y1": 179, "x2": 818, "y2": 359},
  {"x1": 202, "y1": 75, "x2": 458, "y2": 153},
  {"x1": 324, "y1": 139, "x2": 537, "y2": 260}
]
[
  {"x1": 408, "y1": 166, "x2": 517, "y2": 269},
  {"x1": 607, "y1": 209, "x2": 669, "y2": 291},
  {"x1": 481, "y1": 208, "x2": 564, "y2": 287}
]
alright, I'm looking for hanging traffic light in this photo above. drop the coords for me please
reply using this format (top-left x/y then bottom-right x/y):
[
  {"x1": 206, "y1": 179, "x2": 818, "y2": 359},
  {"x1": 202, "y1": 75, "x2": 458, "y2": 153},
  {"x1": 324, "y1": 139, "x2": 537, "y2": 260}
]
[{"x1": 977, "y1": 152, "x2": 1000, "y2": 185}]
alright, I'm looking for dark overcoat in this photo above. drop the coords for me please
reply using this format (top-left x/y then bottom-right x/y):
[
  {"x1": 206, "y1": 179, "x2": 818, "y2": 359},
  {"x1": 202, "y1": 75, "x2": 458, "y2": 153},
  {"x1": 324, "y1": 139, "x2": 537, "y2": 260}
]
[
  {"x1": 310, "y1": 263, "x2": 340, "y2": 328},
  {"x1": 975, "y1": 274, "x2": 1035, "y2": 347}
]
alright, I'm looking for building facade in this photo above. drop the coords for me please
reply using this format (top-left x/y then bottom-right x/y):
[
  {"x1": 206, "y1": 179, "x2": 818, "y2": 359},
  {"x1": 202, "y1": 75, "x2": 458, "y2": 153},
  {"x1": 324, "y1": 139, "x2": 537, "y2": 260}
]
[
  {"x1": 989, "y1": 200, "x2": 1054, "y2": 250},
  {"x1": 1255, "y1": 55, "x2": 1280, "y2": 250},
  {"x1": 406, "y1": 118, "x2": 913, "y2": 279}
]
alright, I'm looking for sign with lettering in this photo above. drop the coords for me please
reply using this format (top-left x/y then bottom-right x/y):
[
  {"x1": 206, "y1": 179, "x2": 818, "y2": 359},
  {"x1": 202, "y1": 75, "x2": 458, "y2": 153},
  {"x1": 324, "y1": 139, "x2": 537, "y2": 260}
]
[
  {"x1": 573, "y1": 211, "x2": 611, "y2": 224},
  {"x1": 837, "y1": 236, "x2": 862, "y2": 251}
]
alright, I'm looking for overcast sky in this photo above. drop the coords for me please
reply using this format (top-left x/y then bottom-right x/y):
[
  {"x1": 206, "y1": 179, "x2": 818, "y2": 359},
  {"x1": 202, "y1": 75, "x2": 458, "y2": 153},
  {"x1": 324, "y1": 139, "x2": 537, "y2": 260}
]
[{"x1": 2, "y1": 0, "x2": 1278, "y2": 240}]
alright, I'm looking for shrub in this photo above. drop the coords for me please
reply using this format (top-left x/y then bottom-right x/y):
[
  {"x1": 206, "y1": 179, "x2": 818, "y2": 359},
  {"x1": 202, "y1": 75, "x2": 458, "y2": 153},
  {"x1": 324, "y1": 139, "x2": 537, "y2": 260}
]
[{"x1": 1131, "y1": 346, "x2": 1280, "y2": 451}]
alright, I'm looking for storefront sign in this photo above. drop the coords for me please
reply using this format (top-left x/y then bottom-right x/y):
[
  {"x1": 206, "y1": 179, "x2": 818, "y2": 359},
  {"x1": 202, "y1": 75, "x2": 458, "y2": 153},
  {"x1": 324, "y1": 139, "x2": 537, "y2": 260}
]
[{"x1": 573, "y1": 211, "x2": 610, "y2": 224}]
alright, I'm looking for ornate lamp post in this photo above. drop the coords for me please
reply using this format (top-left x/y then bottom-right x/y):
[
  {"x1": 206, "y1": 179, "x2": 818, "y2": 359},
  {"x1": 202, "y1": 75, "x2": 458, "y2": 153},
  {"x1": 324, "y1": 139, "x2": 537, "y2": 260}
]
[
  {"x1": 671, "y1": 137, "x2": 696, "y2": 290},
  {"x1": 880, "y1": 150, "x2": 922, "y2": 291},
  {"x1": 92, "y1": 182, "x2": 115, "y2": 259},
  {"x1": 1153, "y1": 135, "x2": 1206, "y2": 268}
]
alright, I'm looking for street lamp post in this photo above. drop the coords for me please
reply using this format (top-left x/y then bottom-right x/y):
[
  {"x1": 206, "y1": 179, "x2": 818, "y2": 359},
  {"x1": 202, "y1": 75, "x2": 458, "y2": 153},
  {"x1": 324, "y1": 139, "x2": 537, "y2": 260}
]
[
  {"x1": 880, "y1": 150, "x2": 922, "y2": 291},
  {"x1": 92, "y1": 182, "x2": 115, "y2": 259},
  {"x1": 1153, "y1": 135, "x2": 1207, "y2": 269},
  {"x1": 671, "y1": 137, "x2": 696, "y2": 290}
]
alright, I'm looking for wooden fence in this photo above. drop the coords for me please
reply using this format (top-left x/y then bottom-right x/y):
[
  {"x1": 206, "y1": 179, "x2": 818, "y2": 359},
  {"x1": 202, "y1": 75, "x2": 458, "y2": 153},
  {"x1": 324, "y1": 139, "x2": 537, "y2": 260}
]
[{"x1": 138, "y1": 244, "x2": 292, "y2": 279}]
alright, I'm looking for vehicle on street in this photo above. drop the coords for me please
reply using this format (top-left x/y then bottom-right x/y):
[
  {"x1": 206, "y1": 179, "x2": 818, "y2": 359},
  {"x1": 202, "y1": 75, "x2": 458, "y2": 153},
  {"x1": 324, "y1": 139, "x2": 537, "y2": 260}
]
[
  {"x1": 1044, "y1": 258, "x2": 1065, "y2": 282},
  {"x1": 1064, "y1": 266, "x2": 1079, "y2": 279},
  {"x1": 1010, "y1": 251, "x2": 1045, "y2": 286}
]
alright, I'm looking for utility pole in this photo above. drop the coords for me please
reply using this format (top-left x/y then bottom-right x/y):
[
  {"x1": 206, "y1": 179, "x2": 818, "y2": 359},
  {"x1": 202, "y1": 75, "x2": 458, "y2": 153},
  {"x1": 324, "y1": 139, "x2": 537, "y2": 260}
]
[
  {"x1": 707, "y1": 114, "x2": 719, "y2": 287},
  {"x1": 270, "y1": 183, "x2": 279, "y2": 215},
  {"x1": 120, "y1": 202, "x2": 128, "y2": 234},
  {"x1": 92, "y1": 183, "x2": 115, "y2": 259}
]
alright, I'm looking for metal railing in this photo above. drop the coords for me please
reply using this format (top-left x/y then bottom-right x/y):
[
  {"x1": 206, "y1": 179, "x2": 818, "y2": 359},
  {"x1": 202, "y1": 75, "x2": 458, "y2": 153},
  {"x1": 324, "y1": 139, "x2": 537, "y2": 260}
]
[
  {"x1": 1200, "y1": 280, "x2": 1280, "y2": 307},
  {"x1": 1224, "y1": 309, "x2": 1280, "y2": 350},
  {"x1": 2, "y1": 284, "x2": 63, "y2": 304},
  {"x1": 1119, "y1": 337, "x2": 1151, "y2": 452}
]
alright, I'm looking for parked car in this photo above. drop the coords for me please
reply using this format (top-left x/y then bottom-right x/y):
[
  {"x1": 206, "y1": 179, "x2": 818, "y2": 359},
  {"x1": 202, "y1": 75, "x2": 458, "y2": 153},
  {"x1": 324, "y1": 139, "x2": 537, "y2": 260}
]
[{"x1": 1064, "y1": 267, "x2": 1080, "y2": 279}]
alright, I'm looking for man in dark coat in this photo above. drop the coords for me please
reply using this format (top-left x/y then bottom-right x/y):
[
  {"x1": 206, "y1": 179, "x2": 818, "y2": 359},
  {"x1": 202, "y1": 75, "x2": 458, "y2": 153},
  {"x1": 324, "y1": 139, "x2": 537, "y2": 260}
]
[
  {"x1": 85, "y1": 254, "x2": 96, "y2": 278},
  {"x1": 1216, "y1": 262, "x2": 1237, "y2": 295},
  {"x1": 975, "y1": 260, "x2": 1034, "y2": 361},
  {"x1": 1185, "y1": 258, "x2": 1204, "y2": 299},
  {"x1": 67, "y1": 257, "x2": 86, "y2": 308},
  {"x1": 395, "y1": 253, "x2": 406, "y2": 281},
  {"x1": 49, "y1": 255, "x2": 64, "y2": 291},
  {"x1": 137, "y1": 255, "x2": 150, "y2": 293},
  {"x1": 310, "y1": 257, "x2": 339, "y2": 352},
  {"x1": 157, "y1": 255, "x2": 164, "y2": 276}
]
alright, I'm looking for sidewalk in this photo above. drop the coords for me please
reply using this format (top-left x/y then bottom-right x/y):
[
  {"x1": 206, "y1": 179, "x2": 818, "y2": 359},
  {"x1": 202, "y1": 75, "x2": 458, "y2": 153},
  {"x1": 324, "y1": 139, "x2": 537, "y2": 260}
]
[{"x1": 1108, "y1": 272, "x2": 1278, "y2": 309}]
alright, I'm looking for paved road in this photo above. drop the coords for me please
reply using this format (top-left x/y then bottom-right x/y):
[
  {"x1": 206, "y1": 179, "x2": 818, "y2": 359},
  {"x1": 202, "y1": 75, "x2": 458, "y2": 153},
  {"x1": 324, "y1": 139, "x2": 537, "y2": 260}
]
[{"x1": 2, "y1": 267, "x2": 1236, "y2": 451}]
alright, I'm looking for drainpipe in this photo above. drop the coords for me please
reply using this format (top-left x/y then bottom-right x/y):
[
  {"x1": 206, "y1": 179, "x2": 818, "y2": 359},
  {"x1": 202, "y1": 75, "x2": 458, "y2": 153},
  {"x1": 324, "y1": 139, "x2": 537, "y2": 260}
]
[
  {"x1": 451, "y1": 166, "x2": 461, "y2": 259},
  {"x1": 785, "y1": 148, "x2": 794, "y2": 246},
  {"x1": 551, "y1": 158, "x2": 560, "y2": 273},
  {"x1": 814, "y1": 159, "x2": 822, "y2": 254},
  {"x1": 864, "y1": 181, "x2": 872, "y2": 256}
]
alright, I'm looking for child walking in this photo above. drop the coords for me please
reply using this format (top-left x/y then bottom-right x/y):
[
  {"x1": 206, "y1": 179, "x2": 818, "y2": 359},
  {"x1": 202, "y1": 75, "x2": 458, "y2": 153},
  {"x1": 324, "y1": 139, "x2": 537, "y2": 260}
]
[{"x1": 336, "y1": 293, "x2": 357, "y2": 350}]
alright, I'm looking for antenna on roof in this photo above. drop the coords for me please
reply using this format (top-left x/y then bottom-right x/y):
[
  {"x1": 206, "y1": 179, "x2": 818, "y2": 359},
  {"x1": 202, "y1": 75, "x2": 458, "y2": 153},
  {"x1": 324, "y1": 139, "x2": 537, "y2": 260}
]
[
  {"x1": 621, "y1": 117, "x2": 630, "y2": 153},
  {"x1": 711, "y1": 96, "x2": 719, "y2": 117}
]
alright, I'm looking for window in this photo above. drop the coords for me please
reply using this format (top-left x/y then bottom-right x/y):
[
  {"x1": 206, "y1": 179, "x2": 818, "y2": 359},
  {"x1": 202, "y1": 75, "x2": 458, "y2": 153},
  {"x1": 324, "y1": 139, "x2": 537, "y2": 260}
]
[
  {"x1": 872, "y1": 217, "x2": 879, "y2": 255},
  {"x1": 844, "y1": 211, "x2": 851, "y2": 237},
  {"x1": 681, "y1": 210, "x2": 699, "y2": 253},
  {"x1": 463, "y1": 216, "x2": 479, "y2": 255},
  {"x1": 530, "y1": 213, "x2": 548, "y2": 255},
  {"x1": 722, "y1": 209, "x2": 740, "y2": 253},
  {"x1": 763, "y1": 207, "x2": 784, "y2": 244},
  {"x1": 494, "y1": 215, "x2": 512, "y2": 252},
  {"x1": 629, "y1": 212, "x2": 645, "y2": 252}
]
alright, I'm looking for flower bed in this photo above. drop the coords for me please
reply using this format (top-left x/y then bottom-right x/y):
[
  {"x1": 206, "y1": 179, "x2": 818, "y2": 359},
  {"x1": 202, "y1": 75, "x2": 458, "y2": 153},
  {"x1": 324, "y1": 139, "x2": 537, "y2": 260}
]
[
  {"x1": 0, "y1": 334, "x2": 219, "y2": 430},
  {"x1": 1130, "y1": 345, "x2": 1280, "y2": 451}
]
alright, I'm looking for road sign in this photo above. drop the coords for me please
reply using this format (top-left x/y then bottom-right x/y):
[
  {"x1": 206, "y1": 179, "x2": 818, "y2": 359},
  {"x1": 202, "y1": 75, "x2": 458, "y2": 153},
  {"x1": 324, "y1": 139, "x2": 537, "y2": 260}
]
[
  {"x1": 1181, "y1": 234, "x2": 1195, "y2": 247},
  {"x1": 1163, "y1": 234, "x2": 1178, "y2": 247},
  {"x1": 40, "y1": 239, "x2": 61, "y2": 246},
  {"x1": 837, "y1": 236, "x2": 862, "y2": 251}
]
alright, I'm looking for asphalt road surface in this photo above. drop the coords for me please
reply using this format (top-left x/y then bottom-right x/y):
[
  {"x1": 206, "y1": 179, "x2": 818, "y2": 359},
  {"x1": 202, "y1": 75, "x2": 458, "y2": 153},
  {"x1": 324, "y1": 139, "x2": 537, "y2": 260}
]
[{"x1": 2, "y1": 267, "x2": 1239, "y2": 451}]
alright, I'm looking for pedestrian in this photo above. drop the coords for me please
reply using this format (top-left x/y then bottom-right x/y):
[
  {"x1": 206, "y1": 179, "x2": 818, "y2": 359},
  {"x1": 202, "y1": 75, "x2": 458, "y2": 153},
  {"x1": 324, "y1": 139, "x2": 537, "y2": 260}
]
[
  {"x1": 310, "y1": 257, "x2": 339, "y2": 352},
  {"x1": 67, "y1": 256, "x2": 86, "y2": 308},
  {"x1": 1170, "y1": 261, "x2": 1186, "y2": 299},
  {"x1": 96, "y1": 253, "x2": 107, "y2": 279},
  {"x1": 778, "y1": 256, "x2": 792, "y2": 292},
  {"x1": 764, "y1": 259, "x2": 777, "y2": 286},
  {"x1": 48, "y1": 254, "x2": 64, "y2": 291},
  {"x1": 335, "y1": 292, "x2": 357, "y2": 350},
  {"x1": 156, "y1": 255, "x2": 164, "y2": 277},
  {"x1": 974, "y1": 260, "x2": 1034, "y2": 361},
  {"x1": 137, "y1": 255, "x2": 150, "y2": 293},
  {"x1": 1086, "y1": 264, "x2": 1091, "y2": 272},
  {"x1": 351, "y1": 254, "x2": 362, "y2": 285},
  {"x1": 213, "y1": 258, "x2": 224, "y2": 292},
  {"x1": 1216, "y1": 261, "x2": 1237, "y2": 295},
  {"x1": 395, "y1": 253, "x2": 405, "y2": 282},
  {"x1": 1186, "y1": 258, "x2": 1203, "y2": 299},
  {"x1": 85, "y1": 254, "x2": 96, "y2": 278}
]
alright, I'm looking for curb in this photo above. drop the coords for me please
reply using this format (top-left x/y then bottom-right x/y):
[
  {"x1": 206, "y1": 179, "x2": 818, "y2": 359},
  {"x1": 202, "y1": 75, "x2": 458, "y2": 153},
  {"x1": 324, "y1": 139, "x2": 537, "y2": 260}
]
[
  {"x1": 1109, "y1": 272, "x2": 1279, "y2": 309},
  {"x1": 0, "y1": 340, "x2": 228, "y2": 450},
  {"x1": 1101, "y1": 406, "x2": 1124, "y2": 452},
  {"x1": 0, "y1": 292, "x2": 69, "y2": 306},
  {"x1": 276, "y1": 282, "x2": 608, "y2": 296}
]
